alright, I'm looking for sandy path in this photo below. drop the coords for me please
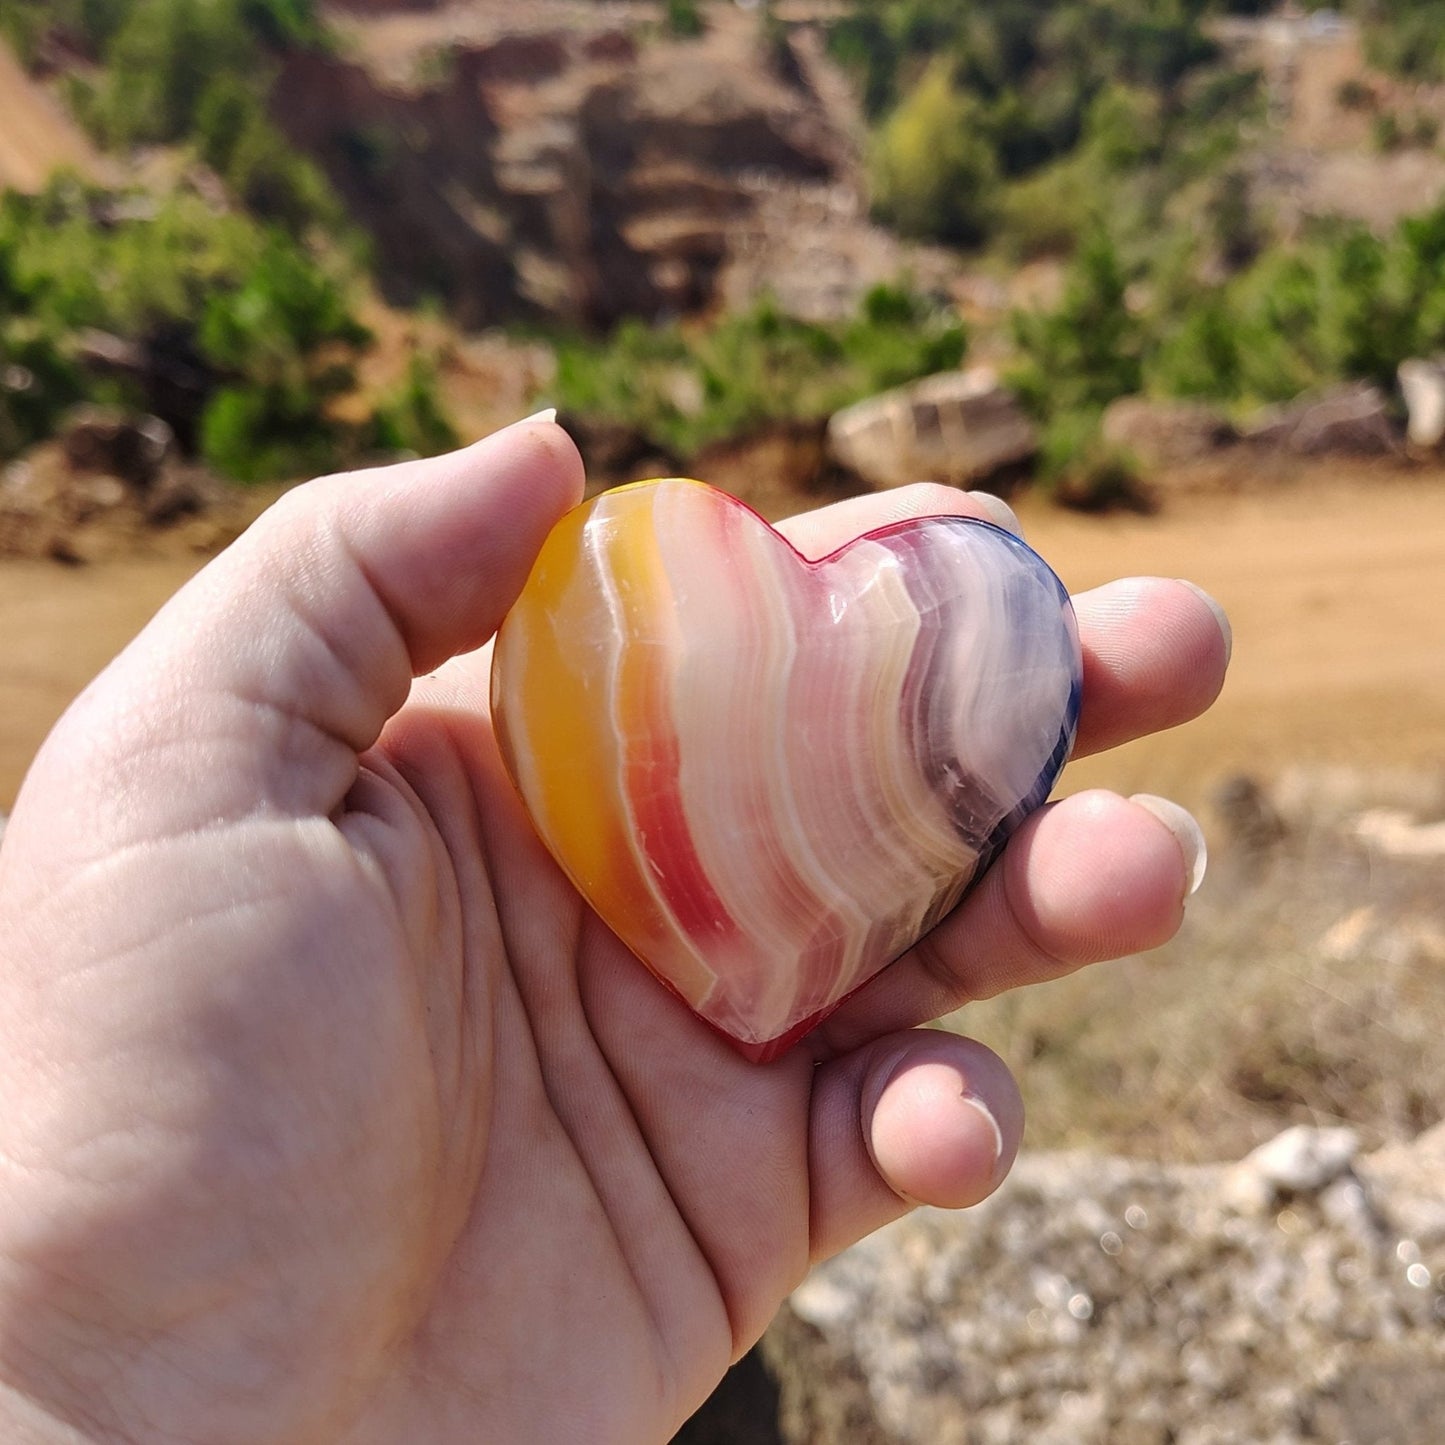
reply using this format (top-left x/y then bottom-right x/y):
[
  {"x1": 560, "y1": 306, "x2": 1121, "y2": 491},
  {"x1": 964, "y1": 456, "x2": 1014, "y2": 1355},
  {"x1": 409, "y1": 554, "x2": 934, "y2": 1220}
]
[
  {"x1": 2, "y1": 477, "x2": 1443, "y2": 813},
  {"x1": 1027, "y1": 477, "x2": 1445, "y2": 810},
  {"x1": 0, "y1": 557, "x2": 201, "y2": 809}
]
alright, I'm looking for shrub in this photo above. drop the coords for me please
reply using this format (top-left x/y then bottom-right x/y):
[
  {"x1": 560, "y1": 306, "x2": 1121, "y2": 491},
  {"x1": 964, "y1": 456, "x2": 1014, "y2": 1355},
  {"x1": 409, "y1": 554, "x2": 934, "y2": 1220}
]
[
  {"x1": 0, "y1": 178, "x2": 375, "y2": 478},
  {"x1": 870, "y1": 61, "x2": 999, "y2": 247},
  {"x1": 369, "y1": 354, "x2": 458, "y2": 459},
  {"x1": 1372, "y1": 111, "x2": 1403, "y2": 153},
  {"x1": 1335, "y1": 77, "x2": 1377, "y2": 112},
  {"x1": 34, "y1": 0, "x2": 343, "y2": 236},
  {"x1": 664, "y1": 0, "x2": 705, "y2": 39},
  {"x1": 1027, "y1": 407, "x2": 1147, "y2": 510},
  {"x1": 1363, "y1": 1, "x2": 1445, "y2": 84},
  {"x1": 548, "y1": 286, "x2": 966, "y2": 456},
  {"x1": 1009, "y1": 228, "x2": 1144, "y2": 418}
]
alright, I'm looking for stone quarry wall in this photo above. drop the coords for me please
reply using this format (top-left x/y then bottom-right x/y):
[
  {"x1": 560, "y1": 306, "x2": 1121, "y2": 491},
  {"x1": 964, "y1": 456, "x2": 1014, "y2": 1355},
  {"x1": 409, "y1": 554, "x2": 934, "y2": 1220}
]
[{"x1": 270, "y1": 23, "x2": 844, "y2": 328}]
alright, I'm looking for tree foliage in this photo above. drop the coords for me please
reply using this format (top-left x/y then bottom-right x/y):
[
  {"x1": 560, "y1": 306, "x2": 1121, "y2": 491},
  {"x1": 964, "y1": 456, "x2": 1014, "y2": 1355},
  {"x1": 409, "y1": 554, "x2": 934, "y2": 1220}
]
[
  {"x1": 1009, "y1": 200, "x2": 1445, "y2": 489},
  {"x1": 0, "y1": 178, "x2": 382, "y2": 479},
  {"x1": 550, "y1": 285, "x2": 966, "y2": 457},
  {"x1": 833, "y1": 0, "x2": 1258, "y2": 252},
  {"x1": 870, "y1": 61, "x2": 999, "y2": 246}
]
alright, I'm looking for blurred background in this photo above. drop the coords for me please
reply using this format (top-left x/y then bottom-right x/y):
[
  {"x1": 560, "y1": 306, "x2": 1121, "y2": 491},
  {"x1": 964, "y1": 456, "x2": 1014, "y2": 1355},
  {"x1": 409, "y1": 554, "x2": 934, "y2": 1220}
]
[{"x1": 1, "y1": 1, "x2": 1443, "y2": 1439}]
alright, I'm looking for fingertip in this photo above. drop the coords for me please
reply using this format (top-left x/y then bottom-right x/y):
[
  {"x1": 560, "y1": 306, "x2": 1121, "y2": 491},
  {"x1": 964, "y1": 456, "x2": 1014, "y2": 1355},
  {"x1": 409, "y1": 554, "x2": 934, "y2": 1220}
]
[
  {"x1": 1003, "y1": 789, "x2": 1192, "y2": 967},
  {"x1": 966, "y1": 489, "x2": 1024, "y2": 537},
  {"x1": 864, "y1": 1035, "x2": 1023, "y2": 1210},
  {"x1": 1175, "y1": 578, "x2": 1232, "y2": 669},
  {"x1": 1070, "y1": 577, "x2": 1230, "y2": 758}
]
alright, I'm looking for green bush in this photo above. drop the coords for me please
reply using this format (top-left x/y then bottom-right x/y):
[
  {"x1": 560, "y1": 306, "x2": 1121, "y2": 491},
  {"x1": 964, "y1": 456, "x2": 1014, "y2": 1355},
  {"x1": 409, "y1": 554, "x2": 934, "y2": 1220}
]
[
  {"x1": 1362, "y1": 0, "x2": 1445, "y2": 83},
  {"x1": 9, "y1": 0, "x2": 342, "y2": 237},
  {"x1": 0, "y1": 178, "x2": 375, "y2": 479},
  {"x1": 0, "y1": 330, "x2": 86, "y2": 459},
  {"x1": 1017, "y1": 197, "x2": 1445, "y2": 420},
  {"x1": 1372, "y1": 111, "x2": 1403, "y2": 153},
  {"x1": 1010, "y1": 229, "x2": 1144, "y2": 418},
  {"x1": 548, "y1": 285, "x2": 966, "y2": 456},
  {"x1": 870, "y1": 61, "x2": 999, "y2": 246},
  {"x1": 664, "y1": 0, "x2": 705, "y2": 39},
  {"x1": 1036, "y1": 408, "x2": 1146, "y2": 511},
  {"x1": 369, "y1": 354, "x2": 458, "y2": 459},
  {"x1": 91, "y1": 0, "x2": 254, "y2": 147}
]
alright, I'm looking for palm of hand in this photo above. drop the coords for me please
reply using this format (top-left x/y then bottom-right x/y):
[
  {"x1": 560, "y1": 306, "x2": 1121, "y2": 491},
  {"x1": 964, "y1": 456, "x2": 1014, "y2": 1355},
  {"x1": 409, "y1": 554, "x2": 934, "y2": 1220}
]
[
  {"x1": 0, "y1": 426, "x2": 1226, "y2": 1445},
  {"x1": 0, "y1": 675, "x2": 802, "y2": 1443}
]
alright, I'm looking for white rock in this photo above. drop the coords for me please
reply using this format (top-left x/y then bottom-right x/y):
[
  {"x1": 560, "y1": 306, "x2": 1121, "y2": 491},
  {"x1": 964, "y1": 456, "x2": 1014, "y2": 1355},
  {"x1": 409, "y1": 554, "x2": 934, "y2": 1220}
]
[
  {"x1": 827, "y1": 369, "x2": 1038, "y2": 490},
  {"x1": 1399, "y1": 357, "x2": 1445, "y2": 450},
  {"x1": 1238, "y1": 1125, "x2": 1360, "y2": 1196}
]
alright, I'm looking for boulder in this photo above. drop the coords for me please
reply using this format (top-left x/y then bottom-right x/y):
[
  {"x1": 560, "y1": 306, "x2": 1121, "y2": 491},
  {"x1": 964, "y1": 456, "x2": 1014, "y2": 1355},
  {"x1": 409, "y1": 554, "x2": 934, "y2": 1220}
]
[
  {"x1": 59, "y1": 406, "x2": 174, "y2": 489},
  {"x1": 744, "y1": 1126, "x2": 1445, "y2": 1445},
  {"x1": 1244, "y1": 382, "x2": 1399, "y2": 456},
  {"x1": 826, "y1": 370, "x2": 1037, "y2": 491},
  {"x1": 1100, "y1": 396, "x2": 1235, "y2": 470},
  {"x1": 0, "y1": 415, "x2": 237, "y2": 562},
  {"x1": 1398, "y1": 357, "x2": 1445, "y2": 450}
]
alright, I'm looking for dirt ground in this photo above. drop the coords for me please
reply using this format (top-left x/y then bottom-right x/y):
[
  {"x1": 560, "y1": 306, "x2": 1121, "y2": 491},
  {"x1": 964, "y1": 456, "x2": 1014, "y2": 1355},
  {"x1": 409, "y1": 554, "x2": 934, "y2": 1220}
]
[{"x1": 2, "y1": 471, "x2": 1444, "y2": 813}]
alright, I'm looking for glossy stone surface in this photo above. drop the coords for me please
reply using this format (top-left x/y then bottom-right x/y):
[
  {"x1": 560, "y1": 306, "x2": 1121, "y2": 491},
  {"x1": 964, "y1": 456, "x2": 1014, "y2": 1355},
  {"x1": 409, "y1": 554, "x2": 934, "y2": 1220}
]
[{"x1": 491, "y1": 479, "x2": 1082, "y2": 1061}]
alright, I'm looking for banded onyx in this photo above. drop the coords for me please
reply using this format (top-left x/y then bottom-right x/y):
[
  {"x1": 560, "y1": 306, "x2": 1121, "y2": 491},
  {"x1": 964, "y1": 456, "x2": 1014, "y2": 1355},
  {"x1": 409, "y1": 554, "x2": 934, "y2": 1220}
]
[{"x1": 491, "y1": 479, "x2": 1082, "y2": 1061}]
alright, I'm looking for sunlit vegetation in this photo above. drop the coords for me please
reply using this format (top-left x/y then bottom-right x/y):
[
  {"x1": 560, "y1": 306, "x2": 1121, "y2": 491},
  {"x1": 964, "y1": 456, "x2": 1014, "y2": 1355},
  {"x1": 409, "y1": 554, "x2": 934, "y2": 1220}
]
[
  {"x1": 1006, "y1": 201, "x2": 1445, "y2": 493},
  {"x1": 833, "y1": 0, "x2": 1262, "y2": 255},
  {"x1": 548, "y1": 286, "x2": 966, "y2": 456},
  {"x1": 0, "y1": 179, "x2": 376, "y2": 480}
]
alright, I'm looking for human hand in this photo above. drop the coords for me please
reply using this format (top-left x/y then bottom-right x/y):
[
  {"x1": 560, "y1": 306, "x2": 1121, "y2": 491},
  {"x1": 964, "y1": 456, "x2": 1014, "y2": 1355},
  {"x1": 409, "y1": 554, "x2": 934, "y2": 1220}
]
[{"x1": 0, "y1": 420, "x2": 1228, "y2": 1444}]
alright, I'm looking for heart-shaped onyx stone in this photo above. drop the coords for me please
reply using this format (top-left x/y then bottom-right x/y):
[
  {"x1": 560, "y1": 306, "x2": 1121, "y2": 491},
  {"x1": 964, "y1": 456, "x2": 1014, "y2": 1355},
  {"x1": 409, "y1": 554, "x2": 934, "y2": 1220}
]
[{"x1": 491, "y1": 479, "x2": 1081, "y2": 1062}]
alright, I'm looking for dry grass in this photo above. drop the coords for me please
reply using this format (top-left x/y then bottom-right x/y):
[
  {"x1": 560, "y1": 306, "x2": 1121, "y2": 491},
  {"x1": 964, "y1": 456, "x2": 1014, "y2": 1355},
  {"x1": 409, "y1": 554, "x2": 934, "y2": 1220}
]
[{"x1": 948, "y1": 768, "x2": 1445, "y2": 1163}]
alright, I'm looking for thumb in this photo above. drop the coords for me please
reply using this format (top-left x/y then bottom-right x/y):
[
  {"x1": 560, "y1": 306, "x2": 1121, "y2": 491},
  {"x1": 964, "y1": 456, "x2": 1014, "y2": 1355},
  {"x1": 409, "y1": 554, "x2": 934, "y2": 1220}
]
[{"x1": 26, "y1": 417, "x2": 583, "y2": 830}]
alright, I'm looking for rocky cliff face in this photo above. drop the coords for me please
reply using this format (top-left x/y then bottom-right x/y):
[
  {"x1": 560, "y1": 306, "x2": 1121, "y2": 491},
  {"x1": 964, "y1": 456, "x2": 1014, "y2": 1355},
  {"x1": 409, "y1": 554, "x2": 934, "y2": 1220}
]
[{"x1": 272, "y1": 20, "x2": 847, "y2": 328}]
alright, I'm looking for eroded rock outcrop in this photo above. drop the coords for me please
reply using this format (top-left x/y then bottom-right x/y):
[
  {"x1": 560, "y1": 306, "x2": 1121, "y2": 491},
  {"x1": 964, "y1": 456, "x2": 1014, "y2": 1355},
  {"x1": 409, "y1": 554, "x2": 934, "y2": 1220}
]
[{"x1": 271, "y1": 24, "x2": 845, "y2": 328}]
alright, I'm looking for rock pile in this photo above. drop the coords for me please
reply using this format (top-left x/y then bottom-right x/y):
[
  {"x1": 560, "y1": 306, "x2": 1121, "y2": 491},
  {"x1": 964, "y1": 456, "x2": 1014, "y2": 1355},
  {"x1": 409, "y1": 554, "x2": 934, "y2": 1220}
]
[
  {"x1": 761, "y1": 1126, "x2": 1445, "y2": 1445},
  {"x1": 0, "y1": 408, "x2": 240, "y2": 562},
  {"x1": 680, "y1": 1125, "x2": 1445, "y2": 1444}
]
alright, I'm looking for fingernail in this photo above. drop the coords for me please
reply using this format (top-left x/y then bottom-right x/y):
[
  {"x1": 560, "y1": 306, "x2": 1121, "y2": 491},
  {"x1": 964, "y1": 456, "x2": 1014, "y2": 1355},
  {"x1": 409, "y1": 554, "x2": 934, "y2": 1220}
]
[
  {"x1": 1176, "y1": 580, "x2": 1232, "y2": 667},
  {"x1": 968, "y1": 490, "x2": 1023, "y2": 536},
  {"x1": 959, "y1": 1093, "x2": 1006, "y2": 1184},
  {"x1": 514, "y1": 407, "x2": 557, "y2": 427},
  {"x1": 1130, "y1": 794, "x2": 1208, "y2": 897}
]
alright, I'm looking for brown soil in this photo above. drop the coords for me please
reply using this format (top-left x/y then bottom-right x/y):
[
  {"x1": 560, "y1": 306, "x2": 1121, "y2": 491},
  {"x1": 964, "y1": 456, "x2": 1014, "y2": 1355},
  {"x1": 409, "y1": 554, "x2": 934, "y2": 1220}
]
[
  {"x1": 2, "y1": 471, "x2": 1444, "y2": 813},
  {"x1": 1034, "y1": 471, "x2": 1445, "y2": 812}
]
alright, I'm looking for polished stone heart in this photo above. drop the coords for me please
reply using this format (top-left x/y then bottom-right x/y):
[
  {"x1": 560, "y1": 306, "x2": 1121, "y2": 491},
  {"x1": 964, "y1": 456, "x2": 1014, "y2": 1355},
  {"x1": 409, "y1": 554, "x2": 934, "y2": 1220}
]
[{"x1": 491, "y1": 479, "x2": 1081, "y2": 1062}]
